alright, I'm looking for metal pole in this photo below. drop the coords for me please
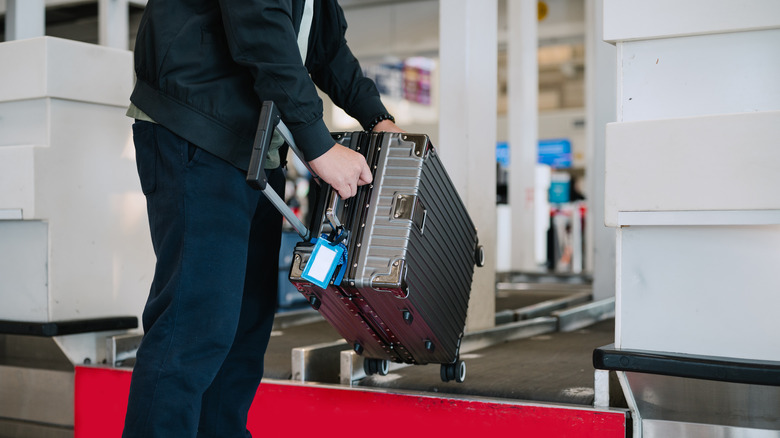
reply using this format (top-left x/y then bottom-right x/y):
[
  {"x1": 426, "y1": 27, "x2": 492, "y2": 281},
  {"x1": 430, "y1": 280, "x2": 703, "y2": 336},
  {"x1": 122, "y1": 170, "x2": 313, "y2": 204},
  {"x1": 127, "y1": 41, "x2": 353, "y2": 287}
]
[
  {"x1": 507, "y1": 0, "x2": 539, "y2": 273},
  {"x1": 98, "y1": 0, "x2": 129, "y2": 49},
  {"x1": 5, "y1": 0, "x2": 45, "y2": 41},
  {"x1": 585, "y1": 0, "x2": 617, "y2": 299},
  {"x1": 439, "y1": 0, "x2": 498, "y2": 331},
  {"x1": 262, "y1": 185, "x2": 310, "y2": 241}
]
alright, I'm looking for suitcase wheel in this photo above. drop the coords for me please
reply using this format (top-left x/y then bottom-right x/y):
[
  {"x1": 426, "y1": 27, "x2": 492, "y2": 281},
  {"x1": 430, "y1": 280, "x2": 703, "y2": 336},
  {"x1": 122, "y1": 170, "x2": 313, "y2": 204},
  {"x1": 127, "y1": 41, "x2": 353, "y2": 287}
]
[
  {"x1": 440, "y1": 360, "x2": 467, "y2": 383},
  {"x1": 475, "y1": 245, "x2": 486, "y2": 267},
  {"x1": 363, "y1": 358, "x2": 390, "y2": 377}
]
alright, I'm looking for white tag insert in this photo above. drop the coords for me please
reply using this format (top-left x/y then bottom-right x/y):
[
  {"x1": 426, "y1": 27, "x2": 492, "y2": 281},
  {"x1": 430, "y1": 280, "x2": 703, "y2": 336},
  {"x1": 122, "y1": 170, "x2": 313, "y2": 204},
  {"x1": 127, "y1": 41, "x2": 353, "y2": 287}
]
[{"x1": 302, "y1": 237, "x2": 344, "y2": 289}]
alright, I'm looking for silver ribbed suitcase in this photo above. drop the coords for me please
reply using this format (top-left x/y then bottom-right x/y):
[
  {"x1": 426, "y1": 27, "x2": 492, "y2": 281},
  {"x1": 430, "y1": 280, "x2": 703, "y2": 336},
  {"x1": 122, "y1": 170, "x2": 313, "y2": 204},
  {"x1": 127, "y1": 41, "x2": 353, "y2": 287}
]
[
  {"x1": 291, "y1": 131, "x2": 484, "y2": 382},
  {"x1": 247, "y1": 102, "x2": 484, "y2": 382}
]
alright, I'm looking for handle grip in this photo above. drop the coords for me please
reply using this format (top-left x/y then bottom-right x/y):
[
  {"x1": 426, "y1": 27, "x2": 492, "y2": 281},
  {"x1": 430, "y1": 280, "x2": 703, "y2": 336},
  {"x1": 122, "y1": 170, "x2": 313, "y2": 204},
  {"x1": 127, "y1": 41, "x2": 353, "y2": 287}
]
[
  {"x1": 324, "y1": 187, "x2": 351, "y2": 245},
  {"x1": 246, "y1": 101, "x2": 280, "y2": 190},
  {"x1": 325, "y1": 190, "x2": 342, "y2": 230},
  {"x1": 247, "y1": 101, "x2": 319, "y2": 189}
]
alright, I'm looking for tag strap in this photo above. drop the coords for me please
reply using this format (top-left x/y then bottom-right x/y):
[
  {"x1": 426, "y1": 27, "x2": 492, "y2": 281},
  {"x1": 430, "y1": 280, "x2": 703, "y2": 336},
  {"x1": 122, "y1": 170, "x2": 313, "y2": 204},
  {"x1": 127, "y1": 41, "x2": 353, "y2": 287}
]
[{"x1": 332, "y1": 247, "x2": 349, "y2": 286}]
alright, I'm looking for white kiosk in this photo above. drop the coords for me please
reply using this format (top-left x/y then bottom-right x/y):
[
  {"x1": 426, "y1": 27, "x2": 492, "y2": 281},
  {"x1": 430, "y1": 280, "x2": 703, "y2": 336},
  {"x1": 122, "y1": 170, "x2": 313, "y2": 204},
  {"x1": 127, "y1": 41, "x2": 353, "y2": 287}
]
[
  {"x1": 0, "y1": 37, "x2": 151, "y2": 436},
  {"x1": 594, "y1": 1, "x2": 780, "y2": 436}
]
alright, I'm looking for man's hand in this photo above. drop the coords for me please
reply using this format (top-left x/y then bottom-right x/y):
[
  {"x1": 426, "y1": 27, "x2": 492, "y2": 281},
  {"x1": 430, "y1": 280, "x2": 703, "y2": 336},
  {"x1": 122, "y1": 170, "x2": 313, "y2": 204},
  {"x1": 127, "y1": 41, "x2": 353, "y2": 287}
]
[
  {"x1": 308, "y1": 144, "x2": 372, "y2": 199},
  {"x1": 308, "y1": 120, "x2": 404, "y2": 199}
]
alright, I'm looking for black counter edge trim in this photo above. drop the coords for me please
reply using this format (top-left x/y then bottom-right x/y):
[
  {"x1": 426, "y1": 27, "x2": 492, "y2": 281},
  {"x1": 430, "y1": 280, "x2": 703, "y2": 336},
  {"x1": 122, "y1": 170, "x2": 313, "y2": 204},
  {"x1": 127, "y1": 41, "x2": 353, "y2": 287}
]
[
  {"x1": 0, "y1": 317, "x2": 139, "y2": 337},
  {"x1": 593, "y1": 344, "x2": 780, "y2": 387}
]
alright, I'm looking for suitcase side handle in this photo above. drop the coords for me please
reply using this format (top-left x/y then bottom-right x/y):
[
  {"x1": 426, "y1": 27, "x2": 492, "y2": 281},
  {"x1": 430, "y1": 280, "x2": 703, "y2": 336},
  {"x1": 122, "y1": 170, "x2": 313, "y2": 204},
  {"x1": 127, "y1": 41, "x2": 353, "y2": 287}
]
[
  {"x1": 323, "y1": 189, "x2": 352, "y2": 245},
  {"x1": 246, "y1": 101, "x2": 311, "y2": 241},
  {"x1": 325, "y1": 190, "x2": 342, "y2": 230}
]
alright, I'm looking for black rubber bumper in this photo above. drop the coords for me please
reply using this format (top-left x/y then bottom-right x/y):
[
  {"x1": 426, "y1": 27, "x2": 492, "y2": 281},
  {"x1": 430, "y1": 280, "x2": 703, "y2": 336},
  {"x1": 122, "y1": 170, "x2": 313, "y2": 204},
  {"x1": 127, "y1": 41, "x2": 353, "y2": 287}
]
[
  {"x1": 594, "y1": 344, "x2": 780, "y2": 386},
  {"x1": 0, "y1": 317, "x2": 138, "y2": 337}
]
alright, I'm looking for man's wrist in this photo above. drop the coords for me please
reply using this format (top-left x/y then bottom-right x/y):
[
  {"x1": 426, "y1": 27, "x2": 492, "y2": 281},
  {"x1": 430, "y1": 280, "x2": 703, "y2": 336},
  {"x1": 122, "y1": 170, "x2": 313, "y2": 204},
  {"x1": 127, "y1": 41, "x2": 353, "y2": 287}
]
[{"x1": 366, "y1": 114, "x2": 395, "y2": 132}]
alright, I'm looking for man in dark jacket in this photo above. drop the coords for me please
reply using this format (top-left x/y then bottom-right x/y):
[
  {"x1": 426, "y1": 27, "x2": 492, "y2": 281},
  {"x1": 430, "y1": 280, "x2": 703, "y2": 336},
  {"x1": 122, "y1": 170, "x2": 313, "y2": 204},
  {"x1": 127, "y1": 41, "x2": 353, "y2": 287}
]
[{"x1": 123, "y1": 1, "x2": 401, "y2": 436}]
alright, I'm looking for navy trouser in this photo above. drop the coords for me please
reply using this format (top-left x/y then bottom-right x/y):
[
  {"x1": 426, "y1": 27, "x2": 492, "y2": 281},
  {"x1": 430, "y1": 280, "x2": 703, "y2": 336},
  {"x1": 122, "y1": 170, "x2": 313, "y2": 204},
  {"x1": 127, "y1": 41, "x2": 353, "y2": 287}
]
[{"x1": 123, "y1": 121, "x2": 284, "y2": 438}]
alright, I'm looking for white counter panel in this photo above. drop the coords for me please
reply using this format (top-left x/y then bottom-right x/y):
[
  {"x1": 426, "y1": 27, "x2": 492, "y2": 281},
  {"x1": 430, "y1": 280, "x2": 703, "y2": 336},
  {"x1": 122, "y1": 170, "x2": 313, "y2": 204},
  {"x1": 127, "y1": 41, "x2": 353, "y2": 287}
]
[
  {"x1": 617, "y1": 225, "x2": 780, "y2": 361},
  {"x1": 0, "y1": 99, "x2": 49, "y2": 147},
  {"x1": 0, "y1": 145, "x2": 35, "y2": 217},
  {"x1": 618, "y1": 29, "x2": 780, "y2": 122},
  {"x1": 0, "y1": 37, "x2": 150, "y2": 325},
  {"x1": 0, "y1": 221, "x2": 49, "y2": 321},
  {"x1": 0, "y1": 37, "x2": 132, "y2": 107},
  {"x1": 35, "y1": 99, "x2": 151, "y2": 321},
  {"x1": 604, "y1": 0, "x2": 780, "y2": 43},
  {"x1": 605, "y1": 111, "x2": 780, "y2": 227}
]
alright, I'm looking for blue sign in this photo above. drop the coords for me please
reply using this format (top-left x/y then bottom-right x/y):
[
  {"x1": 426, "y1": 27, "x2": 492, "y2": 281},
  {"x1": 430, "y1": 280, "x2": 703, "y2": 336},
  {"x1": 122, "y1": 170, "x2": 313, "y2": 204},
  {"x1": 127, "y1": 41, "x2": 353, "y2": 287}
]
[
  {"x1": 538, "y1": 139, "x2": 572, "y2": 168},
  {"x1": 496, "y1": 142, "x2": 510, "y2": 168},
  {"x1": 496, "y1": 139, "x2": 573, "y2": 169}
]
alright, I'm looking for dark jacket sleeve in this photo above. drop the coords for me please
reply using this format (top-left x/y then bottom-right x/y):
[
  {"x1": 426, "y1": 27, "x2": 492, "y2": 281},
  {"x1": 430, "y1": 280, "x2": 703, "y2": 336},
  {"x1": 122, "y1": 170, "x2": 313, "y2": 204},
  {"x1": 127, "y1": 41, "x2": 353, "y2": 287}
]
[
  {"x1": 217, "y1": 0, "x2": 334, "y2": 161},
  {"x1": 309, "y1": 1, "x2": 389, "y2": 130}
]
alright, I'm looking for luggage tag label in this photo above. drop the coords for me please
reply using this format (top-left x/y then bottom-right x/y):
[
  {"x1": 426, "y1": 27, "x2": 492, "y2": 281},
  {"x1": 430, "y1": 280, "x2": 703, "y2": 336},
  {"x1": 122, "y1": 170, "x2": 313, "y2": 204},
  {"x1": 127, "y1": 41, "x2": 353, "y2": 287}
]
[{"x1": 302, "y1": 237, "x2": 345, "y2": 289}]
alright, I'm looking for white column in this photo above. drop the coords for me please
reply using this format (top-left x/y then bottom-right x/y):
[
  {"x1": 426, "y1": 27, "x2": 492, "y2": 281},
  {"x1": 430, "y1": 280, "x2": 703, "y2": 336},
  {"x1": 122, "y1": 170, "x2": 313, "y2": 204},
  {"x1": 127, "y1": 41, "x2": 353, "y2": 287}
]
[
  {"x1": 584, "y1": 0, "x2": 616, "y2": 300},
  {"x1": 507, "y1": 0, "x2": 539, "y2": 272},
  {"x1": 5, "y1": 0, "x2": 45, "y2": 41},
  {"x1": 439, "y1": 0, "x2": 497, "y2": 331},
  {"x1": 99, "y1": 0, "x2": 129, "y2": 49}
]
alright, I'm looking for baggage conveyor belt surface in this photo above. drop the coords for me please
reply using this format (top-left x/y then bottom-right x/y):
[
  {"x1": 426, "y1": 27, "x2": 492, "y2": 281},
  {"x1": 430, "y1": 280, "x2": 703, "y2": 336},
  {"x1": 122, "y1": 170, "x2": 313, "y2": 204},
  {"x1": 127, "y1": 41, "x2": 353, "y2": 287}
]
[
  {"x1": 495, "y1": 288, "x2": 584, "y2": 312},
  {"x1": 358, "y1": 319, "x2": 615, "y2": 406},
  {"x1": 261, "y1": 280, "x2": 608, "y2": 407}
]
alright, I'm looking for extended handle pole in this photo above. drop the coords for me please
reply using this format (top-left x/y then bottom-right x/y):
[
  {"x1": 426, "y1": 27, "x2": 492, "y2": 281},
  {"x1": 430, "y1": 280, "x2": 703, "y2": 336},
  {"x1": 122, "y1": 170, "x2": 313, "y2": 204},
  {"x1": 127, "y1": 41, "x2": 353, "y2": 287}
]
[{"x1": 246, "y1": 101, "x2": 311, "y2": 241}]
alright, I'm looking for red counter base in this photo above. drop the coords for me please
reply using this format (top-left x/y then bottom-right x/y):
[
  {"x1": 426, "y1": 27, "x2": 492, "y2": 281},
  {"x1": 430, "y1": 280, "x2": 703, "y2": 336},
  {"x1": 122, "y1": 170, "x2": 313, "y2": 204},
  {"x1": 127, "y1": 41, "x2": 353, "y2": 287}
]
[{"x1": 75, "y1": 366, "x2": 627, "y2": 437}]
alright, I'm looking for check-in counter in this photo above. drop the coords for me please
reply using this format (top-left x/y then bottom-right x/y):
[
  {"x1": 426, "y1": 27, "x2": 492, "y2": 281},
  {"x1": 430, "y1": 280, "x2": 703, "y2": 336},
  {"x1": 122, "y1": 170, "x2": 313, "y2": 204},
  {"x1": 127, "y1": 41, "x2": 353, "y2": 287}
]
[
  {"x1": 596, "y1": 1, "x2": 780, "y2": 436},
  {"x1": 0, "y1": 37, "x2": 149, "y2": 436}
]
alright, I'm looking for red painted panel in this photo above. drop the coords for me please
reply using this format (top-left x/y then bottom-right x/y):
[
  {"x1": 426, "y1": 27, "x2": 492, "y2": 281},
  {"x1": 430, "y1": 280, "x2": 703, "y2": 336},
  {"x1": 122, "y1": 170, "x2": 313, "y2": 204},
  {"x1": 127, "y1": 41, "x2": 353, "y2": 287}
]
[
  {"x1": 74, "y1": 366, "x2": 133, "y2": 438},
  {"x1": 248, "y1": 384, "x2": 626, "y2": 437},
  {"x1": 75, "y1": 366, "x2": 626, "y2": 438}
]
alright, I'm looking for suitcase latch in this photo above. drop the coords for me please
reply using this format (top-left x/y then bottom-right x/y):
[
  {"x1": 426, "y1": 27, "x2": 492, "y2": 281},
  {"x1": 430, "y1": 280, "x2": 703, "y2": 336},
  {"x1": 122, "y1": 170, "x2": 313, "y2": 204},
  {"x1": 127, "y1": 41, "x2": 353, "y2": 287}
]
[{"x1": 391, "y1": 194, "x2": 426, "y2": 234}]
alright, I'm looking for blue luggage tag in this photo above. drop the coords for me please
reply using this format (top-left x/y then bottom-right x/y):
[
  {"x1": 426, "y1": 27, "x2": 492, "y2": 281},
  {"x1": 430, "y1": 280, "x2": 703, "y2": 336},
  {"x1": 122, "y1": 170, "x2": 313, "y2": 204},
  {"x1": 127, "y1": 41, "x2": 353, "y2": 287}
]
[{"x1": 302, "y1": 236, "x2": 347, "y2": 289}]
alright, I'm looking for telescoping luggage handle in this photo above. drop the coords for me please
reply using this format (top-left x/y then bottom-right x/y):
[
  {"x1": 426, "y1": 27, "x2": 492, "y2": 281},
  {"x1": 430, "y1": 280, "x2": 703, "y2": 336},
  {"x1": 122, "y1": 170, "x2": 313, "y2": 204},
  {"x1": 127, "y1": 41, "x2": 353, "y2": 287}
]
[
  {"x1": 246, "y1": 101, "x2": 313, "y2": 241},
  {"x1": 247, "y1": 101, "x2": 351, "y2": 289},
  {"x1": 247, "y1": 101, "x2": 346, "y2": 242}
]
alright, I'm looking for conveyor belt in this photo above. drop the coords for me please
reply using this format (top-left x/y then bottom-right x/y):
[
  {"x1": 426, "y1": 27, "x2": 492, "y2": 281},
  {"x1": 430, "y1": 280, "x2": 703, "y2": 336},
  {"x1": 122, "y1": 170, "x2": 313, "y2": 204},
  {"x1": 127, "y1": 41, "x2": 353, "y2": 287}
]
[
  {"x1": 498, "y1": 271, "x2": 592, "y2": 285},
  {"x1": 495, "y1": 289, "x2": 579, "y2": 312},
  {"x1": 264, "y1": 285, "x2": 596, "y2": 379},
  {"x1": 358, "y1": 319, "x2": 615, "y2": 406},
  {"x1": 262, "y1": 282, "x2": 607, "y2": 407},
  {"x1": 263, "y1": 320, "x2": 341, "y2": 379}
]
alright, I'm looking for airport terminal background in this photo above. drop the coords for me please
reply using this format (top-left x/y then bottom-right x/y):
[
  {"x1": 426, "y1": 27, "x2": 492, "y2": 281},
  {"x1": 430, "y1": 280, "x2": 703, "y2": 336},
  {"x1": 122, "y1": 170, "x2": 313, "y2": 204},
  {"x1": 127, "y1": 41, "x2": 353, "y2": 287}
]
[{"x1": 1, "y1": 1, "x2": 778, "y2": 437}]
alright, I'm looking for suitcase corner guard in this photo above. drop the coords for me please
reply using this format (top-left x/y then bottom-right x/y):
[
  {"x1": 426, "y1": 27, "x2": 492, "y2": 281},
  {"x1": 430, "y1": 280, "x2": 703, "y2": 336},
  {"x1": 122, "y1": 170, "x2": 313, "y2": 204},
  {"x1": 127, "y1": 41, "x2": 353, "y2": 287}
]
[{"x1": 370, "y1": 259, "x2": 409, "y2": 298}]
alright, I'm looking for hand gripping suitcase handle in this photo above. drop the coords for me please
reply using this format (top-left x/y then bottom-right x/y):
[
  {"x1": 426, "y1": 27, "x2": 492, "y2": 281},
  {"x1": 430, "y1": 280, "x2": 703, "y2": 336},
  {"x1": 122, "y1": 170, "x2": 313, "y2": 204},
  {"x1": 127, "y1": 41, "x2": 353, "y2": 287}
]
[
  {"x1": 246, "y1": 101, "x2": 313, "y2": 240},
  {"x1": 323, "y1": 189, "x2": 351, "y2": 245}
]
